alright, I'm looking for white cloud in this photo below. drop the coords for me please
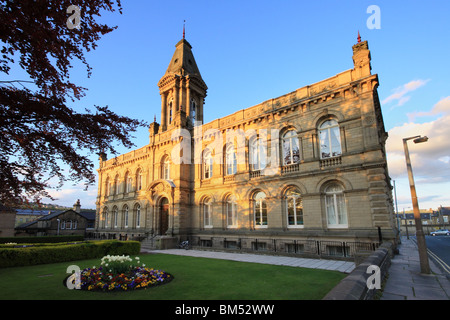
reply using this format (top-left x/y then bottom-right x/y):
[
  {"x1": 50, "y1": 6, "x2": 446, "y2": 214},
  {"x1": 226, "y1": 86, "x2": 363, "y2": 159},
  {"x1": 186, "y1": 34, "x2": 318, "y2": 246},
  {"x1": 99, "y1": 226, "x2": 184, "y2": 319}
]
[
  {"x1": 46, "y1": 183, "x2": 97, "y2": 209},
  {"x1": 386, "y1": 96, "x2": 450, "y2": 182},
  {"x1": 407, "y1": 96, "x2": 450, "y2": 122},
  {"x1": 382, "y1": 79, "x2": 430, "y2": 108}
]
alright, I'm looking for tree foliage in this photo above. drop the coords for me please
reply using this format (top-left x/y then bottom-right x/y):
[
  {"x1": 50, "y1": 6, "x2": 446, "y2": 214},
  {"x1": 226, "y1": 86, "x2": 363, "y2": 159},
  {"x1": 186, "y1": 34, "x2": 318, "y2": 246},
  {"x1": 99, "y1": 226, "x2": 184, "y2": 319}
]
[{"x1": 0, "y1": 0, "x2": 147, "y2": 205}]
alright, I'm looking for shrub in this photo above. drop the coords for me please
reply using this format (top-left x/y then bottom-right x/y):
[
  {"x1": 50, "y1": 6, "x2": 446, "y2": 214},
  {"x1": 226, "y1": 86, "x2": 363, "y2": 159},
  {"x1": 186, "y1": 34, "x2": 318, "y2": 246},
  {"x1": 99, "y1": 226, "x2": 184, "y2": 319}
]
[
  {"x1": 0, "y1": 240, "x2": 141, "y2": 268},
  {"x1": 0, "y1": 235, "x2": 84, "y2": 244}
]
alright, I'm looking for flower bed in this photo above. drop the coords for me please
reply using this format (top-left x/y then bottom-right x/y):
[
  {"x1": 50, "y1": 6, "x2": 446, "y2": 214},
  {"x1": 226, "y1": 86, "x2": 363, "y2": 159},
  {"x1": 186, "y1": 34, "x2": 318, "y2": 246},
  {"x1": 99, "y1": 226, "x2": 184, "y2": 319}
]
[{"x1": 66, "y1": 255, "x2": 173, "y2": 292}]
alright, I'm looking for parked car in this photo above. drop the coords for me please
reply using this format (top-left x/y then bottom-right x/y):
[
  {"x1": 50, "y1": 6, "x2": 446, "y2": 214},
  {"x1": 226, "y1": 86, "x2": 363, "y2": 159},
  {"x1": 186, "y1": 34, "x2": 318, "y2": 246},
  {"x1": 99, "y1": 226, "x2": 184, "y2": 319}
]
[{"x1": 430, "y1": 229, "x2": 450, "y2": 236}]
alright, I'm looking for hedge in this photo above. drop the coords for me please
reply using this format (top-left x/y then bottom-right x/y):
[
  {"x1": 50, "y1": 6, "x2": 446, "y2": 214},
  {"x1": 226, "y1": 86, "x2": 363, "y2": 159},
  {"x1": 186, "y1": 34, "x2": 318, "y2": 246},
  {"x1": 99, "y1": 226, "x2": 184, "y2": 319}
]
[
  {"x1": 0, "y1": 240, "x2": 141, "y2": 268},
  {"x1": 0, "y1": 235, "x2": 84, "y2": 244}
]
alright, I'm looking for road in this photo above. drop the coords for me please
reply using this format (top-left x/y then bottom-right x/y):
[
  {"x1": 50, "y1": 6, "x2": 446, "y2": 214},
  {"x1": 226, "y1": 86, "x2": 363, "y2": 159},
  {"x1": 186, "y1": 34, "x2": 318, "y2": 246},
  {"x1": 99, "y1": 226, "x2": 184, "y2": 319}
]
[{"x1": 425, "y1": 235, "x2": 450, "y2": 275}]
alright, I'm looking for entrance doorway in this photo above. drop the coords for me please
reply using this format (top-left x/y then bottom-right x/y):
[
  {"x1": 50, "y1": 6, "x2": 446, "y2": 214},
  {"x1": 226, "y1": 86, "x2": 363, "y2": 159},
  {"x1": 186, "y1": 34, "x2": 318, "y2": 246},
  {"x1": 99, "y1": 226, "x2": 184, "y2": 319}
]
[{"x1": 159, "y1": 198, "x2": 169, "y2": 235}]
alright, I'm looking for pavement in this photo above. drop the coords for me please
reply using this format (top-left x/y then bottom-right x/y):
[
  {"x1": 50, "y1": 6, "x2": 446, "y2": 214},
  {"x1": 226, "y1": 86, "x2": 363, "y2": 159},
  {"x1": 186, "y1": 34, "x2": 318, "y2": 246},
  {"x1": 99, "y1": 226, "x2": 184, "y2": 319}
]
[
  {"x1": 380, "y1": 236, "x2": 450, "y2": 300},
  {"x1": 142, "y1": 248, "x2": 356, "y2": 273},
  {"x1": 141, "y1": 236, "x2": 450, "y2": 300}
]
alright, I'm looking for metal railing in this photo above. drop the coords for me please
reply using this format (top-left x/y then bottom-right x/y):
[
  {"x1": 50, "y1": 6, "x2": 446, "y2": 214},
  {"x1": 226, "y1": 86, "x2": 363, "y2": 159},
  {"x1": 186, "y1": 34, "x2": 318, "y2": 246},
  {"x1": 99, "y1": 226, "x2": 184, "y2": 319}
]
[{"x1": 187, "y1": 236, "x2": 379, "y2": 259}]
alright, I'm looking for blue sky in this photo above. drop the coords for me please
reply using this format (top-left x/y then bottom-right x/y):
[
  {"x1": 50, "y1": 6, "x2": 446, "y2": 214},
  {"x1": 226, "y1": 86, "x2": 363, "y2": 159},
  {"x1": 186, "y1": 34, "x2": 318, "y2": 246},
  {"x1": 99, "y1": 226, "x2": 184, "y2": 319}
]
[{"x1": 6, "y1": 1, "x2": 450, "y2": 211}]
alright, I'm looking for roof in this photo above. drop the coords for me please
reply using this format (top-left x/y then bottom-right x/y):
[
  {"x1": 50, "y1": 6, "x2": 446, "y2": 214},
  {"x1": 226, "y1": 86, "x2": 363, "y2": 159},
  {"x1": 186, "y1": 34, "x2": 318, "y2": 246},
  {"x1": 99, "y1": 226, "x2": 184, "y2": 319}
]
[
  {"x1": 15, "y1": 209, "x2": 58, "y2": 216},
  {"x1": 15, "y1": 209, "x2": 95, "y2": 229},
  {"x1": 164, "y1": 39, "x2": 202, "y2": 78}
]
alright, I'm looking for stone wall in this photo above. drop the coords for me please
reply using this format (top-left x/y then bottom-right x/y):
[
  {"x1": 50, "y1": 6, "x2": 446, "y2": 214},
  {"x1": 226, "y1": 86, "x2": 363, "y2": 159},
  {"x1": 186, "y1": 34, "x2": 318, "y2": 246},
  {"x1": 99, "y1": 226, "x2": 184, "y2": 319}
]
[{"x1": 323, "y1": 242, "x2": 393, "y2": 300}]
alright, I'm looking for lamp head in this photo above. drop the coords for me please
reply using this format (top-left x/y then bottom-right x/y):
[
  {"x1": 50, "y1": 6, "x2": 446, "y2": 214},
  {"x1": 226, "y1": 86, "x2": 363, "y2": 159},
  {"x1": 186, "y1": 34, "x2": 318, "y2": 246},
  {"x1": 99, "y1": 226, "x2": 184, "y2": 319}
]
[{"x1": 413, "y1": 136, "x2": 428, "y2": 144}]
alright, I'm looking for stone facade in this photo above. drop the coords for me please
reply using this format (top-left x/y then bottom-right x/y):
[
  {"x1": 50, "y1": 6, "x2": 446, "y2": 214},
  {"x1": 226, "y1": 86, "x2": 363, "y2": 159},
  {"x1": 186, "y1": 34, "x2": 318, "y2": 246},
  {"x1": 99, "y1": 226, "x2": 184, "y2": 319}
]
[{"x1": 95, "y1": 36, "x2": 397, "y2": 252}]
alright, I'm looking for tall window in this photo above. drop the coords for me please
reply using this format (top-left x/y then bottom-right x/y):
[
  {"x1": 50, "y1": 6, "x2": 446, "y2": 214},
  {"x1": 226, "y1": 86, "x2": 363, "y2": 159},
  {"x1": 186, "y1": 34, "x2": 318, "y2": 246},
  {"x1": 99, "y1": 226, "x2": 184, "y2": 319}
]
[
  {"x1": 203, "y1": 150, "x2": 213, "y2": 179},
  {"x1": 226, "y1": 195, "x2": 237, "y2": 228},
  {"x1": 250, "y1": 137, "x2": 266, "y2": 171},
  {"x1": 113, "y1": 207, "x2": 118, "y2": 228},
  {"x1": 105, "y1": 178, "x2": 110, "y2": 196},
  {"x1": 125, "y1": 172, "x2": 132, "y2": 193},
  {"x1": 162, "y1": 156, "x2": 170, "y2": 180},
  {"x1": 103, "y1": 208, "x2": 109, "y2": 228},
  {"x1": 319, "y1": 119, "x2": 342, "y2": 159},
  {"x1": 286, "y1": 187, "x2": 303, "y2": 227},
  {"x1": 114, "y1": 175, "x2": 119, "y2": 194},
  {"x1": 253, "y1": 191, "x2": 267, "y2": 227},
  {"x1": 136, "y1": 169, "x2": 142, "y2": 191},
  {"x1": 135, "y1": 204, "x2": 141, "y2": 228},
  {"x1": 282, "y1": 130, "x2": 300, "y2": 165},
  {"x1": 191, "y1": 98, "x2": 196, "y2": 122},
  {"x1": 203, "y1": 198, "x2": 212, "y2": 228},
  {"x1": 325, "y1": 183, "x2": 348, "y2": 228},
  {"x1": 225, "y1": 144, "x2": 237, "y2": 175},
  {"x1": 169, "y1": 100, "x2": 173, "y2": 124},
  {"x1": 123, "y1": 205, "x2": 129, "y2": 228}
]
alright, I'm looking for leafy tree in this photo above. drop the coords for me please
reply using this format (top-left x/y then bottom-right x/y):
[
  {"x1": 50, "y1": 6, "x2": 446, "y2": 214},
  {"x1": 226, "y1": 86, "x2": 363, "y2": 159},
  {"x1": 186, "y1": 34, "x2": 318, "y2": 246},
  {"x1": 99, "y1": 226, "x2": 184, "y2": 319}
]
[{"x1": 0, "y1": 0, "x2": 147, "y2": 205}]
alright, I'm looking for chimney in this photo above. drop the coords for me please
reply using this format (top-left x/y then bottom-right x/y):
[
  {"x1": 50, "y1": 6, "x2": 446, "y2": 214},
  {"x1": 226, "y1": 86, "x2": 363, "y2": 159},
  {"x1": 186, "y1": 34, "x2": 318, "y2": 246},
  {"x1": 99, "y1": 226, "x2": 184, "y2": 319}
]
[{"x1": 73, "y1": 199, "x2": 81, "y2": 213}]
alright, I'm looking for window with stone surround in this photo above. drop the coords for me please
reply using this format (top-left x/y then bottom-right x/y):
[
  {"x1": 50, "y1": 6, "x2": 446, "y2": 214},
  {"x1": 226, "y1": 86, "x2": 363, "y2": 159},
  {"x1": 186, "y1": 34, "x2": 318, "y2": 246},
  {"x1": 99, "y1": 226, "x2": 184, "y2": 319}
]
[
  {"x1": 249, "y1": 136, "x2": 266, "y2": 171},
  {"x1": 226, "y1": 194, "x2": 237, "y2": 228},
  {"x1": 162, "y1": 156, "x2": 170, "y2": 180},
  {"x1": 285, "y1": 187, "x2": 303, "y2": 227},
  {"x1": 203, "y1": 197, "x2": 213, "y2": 228},
  {"x1": 324, "y1": 183, "x2": 348, "y2": 228},
  {"x1": 319, "y1": 119, "x2": 342, "y2": 159},
  {"x1": 282, "y1": 130, "x2": 300, "y2": 165},
  {"x1": 113, "y1": 206, "x2": 118, "y2": 228},
  {"x1": 123, "y1": 205, "x2": 129, "y2": 228},
  {"x1": 135, "y1": 204, "x2": 141, "y2": 228},
  {"x1": 203, "y1": 149, "x2": 213, "y2": 179},
  {"x1": 253, "y1": 191, "x2": 267, "y2": 228},
  {"x1": 225, "y1": 144, "x2": 237, "y2": 176}
]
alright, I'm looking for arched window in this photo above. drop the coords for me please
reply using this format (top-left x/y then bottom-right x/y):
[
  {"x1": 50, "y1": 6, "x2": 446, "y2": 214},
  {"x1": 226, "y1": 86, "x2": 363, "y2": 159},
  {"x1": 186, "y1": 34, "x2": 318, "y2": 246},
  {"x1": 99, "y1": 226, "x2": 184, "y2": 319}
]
[
  {"x1": 319, "y1": 119, "x2": 342, "y2": 159},
  {"x1": 105, "y1": 177, "x2": 110, "y2": 196},
  {"x1": 203, "y1": 197, "x2": 212, "y2": 228},
  {"x1": 123, "y1": 205, "x2": 129, "y2": 228},
  {"x1": 203, "y1": 149, "x2": 213, "y2": 179},
  {"x1": 282, "y1": 130, "x2": 300, "y2": 165},
  {"x1": 135, "y1": 204, "x2": 141, "y2": 228},
  {"x1": 325, "y1": 183, "x2": 348, "y2": 228},
  {"x1": 285, "y1": 187, "x2": 303, "y2": 227},
  {"x1": 253, "y1": 191, "x2": 267, "y2": 227},
  {"x1": 113, "y1": 207, "x2": 119, "y2": 228},
  {"x1": 250, "y1": 137, "x2": 266, "y2": 171},
  {"x1": 162, "y1": 156, "x2": 170, "y2": 180},
  {"x1": 114, "y1": 175, "x2": 119, "y2": 194},
  {"x1": 191, "y1": 98, "x2": 197, "y2": 122},
  {"x1": 225, "y1": 144, "x2": 237, "y2": 175},
  {"x1": 226, "y1": 194, "x2": 237, "y2": 228},
  {"x1": 136, "y1": 169, "x2": 143, "y2": 191},
  {"x1": 125, "y1": 172, "x2": 132, "y2": 193},
  {"x1": 103, "y1": 208, "x2": 109, "y2": 228},
  {"x1": 169, "y1": 100, "x2": 173, "y2": 124}
]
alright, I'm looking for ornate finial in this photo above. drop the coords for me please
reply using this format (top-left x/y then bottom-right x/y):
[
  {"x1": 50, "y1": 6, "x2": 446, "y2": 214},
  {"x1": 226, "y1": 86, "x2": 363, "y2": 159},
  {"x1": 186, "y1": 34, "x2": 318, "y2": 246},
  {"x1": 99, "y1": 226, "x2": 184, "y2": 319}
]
[
  {"x1": 183, "y1": 20, "x2": 186, "y2": 39},
  {"x1": 154, "y1": 114, "x2": 157, "y2": 123},
  {"x1": 357, "y1": 30, "x2": 361, "y2": 43}
]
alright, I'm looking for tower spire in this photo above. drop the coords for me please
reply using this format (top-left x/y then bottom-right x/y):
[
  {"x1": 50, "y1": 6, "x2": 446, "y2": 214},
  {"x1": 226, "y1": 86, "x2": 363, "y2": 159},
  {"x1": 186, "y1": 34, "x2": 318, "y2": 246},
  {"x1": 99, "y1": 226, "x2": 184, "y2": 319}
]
[
  {"x1": 357, "y1": 30, "x2": 361, "y2": 43},
  {"x1": 183, "y1": 20, "x2": 186, "y2": 39}
]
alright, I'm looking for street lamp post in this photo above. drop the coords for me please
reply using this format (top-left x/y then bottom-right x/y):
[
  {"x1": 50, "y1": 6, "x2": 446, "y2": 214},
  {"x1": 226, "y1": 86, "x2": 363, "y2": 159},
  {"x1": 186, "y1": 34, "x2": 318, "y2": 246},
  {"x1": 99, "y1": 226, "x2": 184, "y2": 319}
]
[{"x1": 403, "y1": 135, "x2": 431, "y2": 274}]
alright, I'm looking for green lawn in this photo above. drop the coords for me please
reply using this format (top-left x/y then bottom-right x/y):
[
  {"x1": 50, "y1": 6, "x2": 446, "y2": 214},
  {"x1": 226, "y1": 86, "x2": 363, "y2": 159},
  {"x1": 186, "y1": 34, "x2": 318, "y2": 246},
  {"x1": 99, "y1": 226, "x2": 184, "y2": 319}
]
[{"x1": 0, "y1": 253, "x2": 346, "y2": 300}]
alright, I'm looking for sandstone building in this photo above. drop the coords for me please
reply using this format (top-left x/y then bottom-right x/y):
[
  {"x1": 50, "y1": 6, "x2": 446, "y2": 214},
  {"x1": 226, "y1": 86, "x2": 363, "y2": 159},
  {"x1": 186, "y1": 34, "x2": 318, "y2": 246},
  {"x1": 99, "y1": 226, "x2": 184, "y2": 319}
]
[{"x1": 94, "y1": 34, "x2": 397, "y2": 256}]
